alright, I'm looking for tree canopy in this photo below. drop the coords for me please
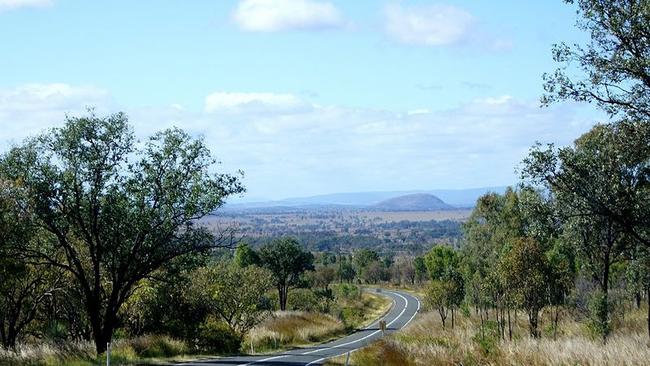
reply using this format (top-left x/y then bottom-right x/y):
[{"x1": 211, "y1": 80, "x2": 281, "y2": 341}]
[{"x1": 0, "y1": 111, "x2": 244, "y2": 353}]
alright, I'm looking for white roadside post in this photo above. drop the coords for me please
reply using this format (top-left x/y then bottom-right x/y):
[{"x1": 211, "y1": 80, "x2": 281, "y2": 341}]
[{"x1": 106, "y1": 341, "x2": 111, "y2": 366}]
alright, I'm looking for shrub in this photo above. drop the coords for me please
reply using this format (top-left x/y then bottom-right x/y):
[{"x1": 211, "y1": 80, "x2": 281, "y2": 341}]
[
  {"x1": 197, "y1": 316, "x2": 242, "y2": 354},
  {"x1": 472, "y1": 320, "x2": 500, "y2": 359},
  {"x1": 587, "y1": 291, "x2": 611, "y2": 341},
  {"x1": 287, "y1": 288, "x2": 320, "y2": 312}
]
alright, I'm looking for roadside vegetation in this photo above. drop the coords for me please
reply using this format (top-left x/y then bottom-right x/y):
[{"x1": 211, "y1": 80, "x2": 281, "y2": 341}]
[
  {"x1": 2, "y1": 1, "x2": 650, "y2": 366},
  {"x1": 333, "y1": 0, "x2": 650, "y2": 365}
]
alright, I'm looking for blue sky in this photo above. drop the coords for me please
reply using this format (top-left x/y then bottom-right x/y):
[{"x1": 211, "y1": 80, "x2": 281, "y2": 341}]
[{"x1": 0, "y1": 0, "x2": 604, "y2": 201}]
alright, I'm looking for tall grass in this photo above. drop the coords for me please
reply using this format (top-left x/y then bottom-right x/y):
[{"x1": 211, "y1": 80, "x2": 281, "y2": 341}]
[
  {"x1": 246, "y1": 311, "x2": 346, "y2": 352},
  {"x1": 0, "y1": 335, "x2": 188, "y2": 366},
  {"x1": 337, "y1": 306, "x2": 650, "y2": 366}
]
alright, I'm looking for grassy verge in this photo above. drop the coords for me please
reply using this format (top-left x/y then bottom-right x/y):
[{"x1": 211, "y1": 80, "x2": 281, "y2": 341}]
[
  {"x1": 328, "y1": 304, "x2": 650, "y2": 366},
  {"x1": 246, "y1": 289, "x2": 392, "y2": 353},
  {"x1": 0, "y1": 335, "x2": 191, "y2": 366}
]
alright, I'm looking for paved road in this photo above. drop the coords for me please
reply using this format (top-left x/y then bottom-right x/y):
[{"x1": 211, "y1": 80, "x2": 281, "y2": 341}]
[{"x1": 180, "y1": 289, "x2": 420, "y2": 366}]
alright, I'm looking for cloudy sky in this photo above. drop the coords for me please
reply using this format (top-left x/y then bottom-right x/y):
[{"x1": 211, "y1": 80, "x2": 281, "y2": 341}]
[{"x1": 0, "y1": 0, "x2": 604, "y2": 201}]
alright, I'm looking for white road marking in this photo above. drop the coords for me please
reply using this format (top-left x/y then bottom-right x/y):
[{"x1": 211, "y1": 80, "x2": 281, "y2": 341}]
[
  {"x1": 402, "y1": 293, "x2": 421, "y2": 328},
  {"x1": 238, "y1": 290, "x2": 420, "y2": 366},
  {"x1": 238, "y1": 354, "x2": 288, "y2": 366},
  {"x1": 303, "y1": 291, "x2": 418, "y2": 365}
]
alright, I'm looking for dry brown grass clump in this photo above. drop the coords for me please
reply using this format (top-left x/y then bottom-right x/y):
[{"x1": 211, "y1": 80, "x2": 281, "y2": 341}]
[{"x1": 246, "y1": 311, "x2": 346, "y2": 352}]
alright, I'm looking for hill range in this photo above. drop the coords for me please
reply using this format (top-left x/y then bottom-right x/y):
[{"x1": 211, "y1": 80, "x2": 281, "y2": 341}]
[{"x1": 224, "y1": 186, "x2": 507, "y2": 212}]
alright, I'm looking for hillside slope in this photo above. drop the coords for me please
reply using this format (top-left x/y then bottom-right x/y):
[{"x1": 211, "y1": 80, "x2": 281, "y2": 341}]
[{"x1": 373, "y1": 193, "x2": 453, "y2": 211}]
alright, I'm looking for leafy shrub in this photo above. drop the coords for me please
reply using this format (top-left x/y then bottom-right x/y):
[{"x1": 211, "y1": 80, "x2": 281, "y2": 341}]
[
  {"x1": 197, "y1": 316, "x2": 242, "y2": 354},
  {"x1": 472, "y1": 320, "x2": 500, "y2": 359},
  {"x1": 287, "y1": 288, "x2": 319, "y2": 312},
  {"x1": 333, "y1": 283, "x2": 361, "y2": 300},
  {"x1": 587, "y1": 291, "x2": 611, "y2": 340}
]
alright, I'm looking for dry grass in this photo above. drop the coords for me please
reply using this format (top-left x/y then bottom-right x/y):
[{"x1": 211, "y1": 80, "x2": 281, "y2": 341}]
[
  {"x1": 0, "y1": 335, "x2": 188, "y2": 366},
  {"x1": 246, "y1": 311, "x2": 346, "y2": 352},
  {"x1": 245, "y1": 289, "x2": 392, "y2": 354},
  {"x1": 329, "y1": 306, "x2": 650, "y2": 366}
]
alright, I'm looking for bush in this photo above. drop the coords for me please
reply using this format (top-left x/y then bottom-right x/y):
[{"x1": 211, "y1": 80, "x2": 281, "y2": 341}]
[
  {"x1": 587, "y1": 291, "x2": 611, "y2": 340},
  {"x1": 287, "y1": 288, "x2": 320, "y2": 312},
  {"x1": 333, "y1": 283, "x2": 361, "y2": 300},
  {"x1": 472, "y1": 320, "x2": 500, "y2": 359},
  {"x1": 197, "y1": 316, "x2": 242, "y2": 354}
]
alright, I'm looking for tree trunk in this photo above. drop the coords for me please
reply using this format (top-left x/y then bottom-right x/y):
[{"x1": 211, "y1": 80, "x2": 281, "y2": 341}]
[
  {"x1": 528, "y1": 310, "x2": 539, "y2": 338},
  {"x1": 439, "y1": 307, "x2": 447, "y2": 328},
  {"x1": 278, "y1": 285, "x2": 290, "y2": 311},
  {"x1": 601, "y1": 259, "x2": 610, "y2": 344},
  {"x1": 451, "y1": 307, "x2": 455, "y2": 329},
  {"x1": 507, "y1": 307, "x2": 512, "y2": 341},
  {"x1": 553, "y1": 305, "x2": 560, "y2": 340},
  {"x1": 647, "y1": 287, "x2": 649, "y2": 339}
]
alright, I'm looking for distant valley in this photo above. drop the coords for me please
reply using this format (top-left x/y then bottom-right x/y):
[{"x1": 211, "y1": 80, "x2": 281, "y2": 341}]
[{"x1": 206, "y1": 188, "x2": 507, "y2": 254}]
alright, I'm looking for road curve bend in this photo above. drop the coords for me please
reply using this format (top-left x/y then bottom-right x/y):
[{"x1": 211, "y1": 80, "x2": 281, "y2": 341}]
[{"x1": 180, "y1": 289, "x2": 420, "y2": 366}]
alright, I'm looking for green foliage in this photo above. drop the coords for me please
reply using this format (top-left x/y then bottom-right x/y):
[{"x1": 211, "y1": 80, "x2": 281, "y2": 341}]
[
  {"x1": 413, "y1": 256, "x2": 427, "y2": 283},
  {"x1": 337, "y1": 261, "x2": 356, "y2": 283},
  {"x1": 424, "y1": 244, "x2": 459, "y2": 281},
  {"x1": 187, "y1": 262, "x2": 273, "y2": 338},
  {"x1": 0, "y1": 111, "x2": 244, "y2": 353},
  {"x1": 259, "y1": 237, "x2": 314, "y2": 311},
  {"x1": 127, "y1": 334, "x2": 187, "y2": 358},
  {"x1": 197, "y1": 316, "x2": 242, "y2": 354},
  {"x1": 542, "y1": 0, "x2": 650, "y2": 121},
  {"x1": 587, "y1": 291, "x2": 611, "y2": 341},
  {"x1": 472, "y1": 320, "x2": 501, "y2": 358},
  {"x1": 287, "y1": 288, "x2": 320, "y2": 312},
  {"x1": 234, "y1": 242, "x2": 260, "y2": 268},
  {"x1": 499, "y1": 238, "x2": 549, "y2": 337}
]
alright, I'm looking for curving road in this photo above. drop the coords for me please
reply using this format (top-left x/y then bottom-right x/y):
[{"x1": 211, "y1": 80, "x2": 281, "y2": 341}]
[{"x1": 180, "y1": 289, "x2": 420, "y2": 366}]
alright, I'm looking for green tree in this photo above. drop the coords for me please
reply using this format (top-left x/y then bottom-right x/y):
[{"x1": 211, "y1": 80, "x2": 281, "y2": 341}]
[
  {"x1": 424, "y1": 245, "x2": 459, "y2": 281},
  {"x1": 0, "y1": 180, "x2": 61, "y2": 349},
  {"x1": 0, "y1": 111, "x2": 244, "y2": 353},
  {"x1": 188, "y1": 262, "x2": 273, "y2": 338},
  {"x1": 499, "y1": 238, "x2": 549, "y2": 338},
  {"x1": 423, "y1": 245, "x2": 464, "y2": 328},
  {"x1": 259, "y1": 238, "x2": 314, "y2": 311},
  {"x1": 542, "y1": 0, "x2": 650, "y2": 121},
  {"x1": 522, "y1": 122, "x2": 647, "y2": 341},
  {"x1": 414, "y1": 256, "x2": 427, "y2": 284},
  {"x1": 338, "y1": 261, "x2": 356, "y2": 284},
  {"x1": 234, "y1": 242, "x2": 260, "y2": 268},
  {"x1": 353, "y1": 248, "x2": 380, "y2": 280}
]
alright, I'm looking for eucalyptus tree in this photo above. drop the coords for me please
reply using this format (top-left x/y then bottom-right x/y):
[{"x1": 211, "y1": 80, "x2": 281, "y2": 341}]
[
  {"x1": 521, "y1": 121, "x2": 650, "y2": 341},
  {"x1": 0, "y1": 111, "x2": 244, "y2": 353},
  {"x1": 0, "y1": 181, "x2": 61, "y2": 349},
  {"x1": 259, "y1": 237, "x2": 314, "y2": 311},
  {"x1": 187, "y1": 262, "x2": 273, "y2": 339},
  {"x1": 542, "y1": 0, "x2": 650, "y2": 121}
]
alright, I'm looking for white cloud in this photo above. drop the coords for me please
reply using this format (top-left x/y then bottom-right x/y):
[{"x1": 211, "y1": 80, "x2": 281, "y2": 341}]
[
  {"x1": 0, "y1": 83, "x2": 112, "y2": 147},
  {"x1": 0, "y1": 0, "x2": 51, "y2": 12},
  {"x1": 384, "y1": 3, "x2": 475, "y2": 46},
  {"x1": 204, "y1": 92, "x2": 309, "y2": 113},
  {"x1": 232, "y1": 0, "x2": 344, "y2": 32},
  {"x1": 383, "y1": 3, "x2": 513, "y2": 50},
  {"x1": 0, "y1": 83, "x2": 599, "y2": 199}
]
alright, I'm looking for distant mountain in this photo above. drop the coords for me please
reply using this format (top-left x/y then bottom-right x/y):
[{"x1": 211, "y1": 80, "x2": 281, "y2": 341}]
[
  {"x1": 223, "y1": 186, "x2": 508, "y2": 211},
  {"x1": 373, "y1": 193, "x2": 453, "y2": 211}
]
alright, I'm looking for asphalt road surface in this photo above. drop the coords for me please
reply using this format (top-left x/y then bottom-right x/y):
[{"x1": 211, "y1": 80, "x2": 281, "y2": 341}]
[{"x1": 180, "y1": 289, "x2": 420, "y2": 366}]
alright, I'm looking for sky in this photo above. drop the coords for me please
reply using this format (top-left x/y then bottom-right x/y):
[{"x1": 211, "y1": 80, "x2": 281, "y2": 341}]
[{"x1": 0, "y1": 0, "x2": 605, "y2": 201}]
